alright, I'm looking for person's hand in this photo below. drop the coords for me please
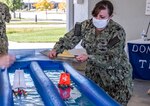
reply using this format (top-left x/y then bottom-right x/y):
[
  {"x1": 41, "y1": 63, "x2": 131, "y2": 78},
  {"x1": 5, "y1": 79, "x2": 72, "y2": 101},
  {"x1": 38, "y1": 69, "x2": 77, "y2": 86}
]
[
  {"x1": 0, "y1": 55, "x2": 15, "y2": 69},
  {"x1": 48, "y1": 49, "x2": 57, "y2": 59},
  {"x1": 75, "y1": 54, "x2": 88, "y2": 62}
]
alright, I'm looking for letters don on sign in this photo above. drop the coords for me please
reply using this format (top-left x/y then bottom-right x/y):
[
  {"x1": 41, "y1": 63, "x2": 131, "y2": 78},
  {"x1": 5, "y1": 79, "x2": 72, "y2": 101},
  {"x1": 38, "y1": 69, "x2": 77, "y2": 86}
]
[{"x1": 128, "y1": 43, "x2": 150, "y2": 80}]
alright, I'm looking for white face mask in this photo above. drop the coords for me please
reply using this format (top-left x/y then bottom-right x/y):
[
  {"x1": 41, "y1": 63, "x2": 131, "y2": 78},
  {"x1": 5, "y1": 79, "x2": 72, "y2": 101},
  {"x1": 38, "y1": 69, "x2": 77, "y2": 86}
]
[{"x1": 92, "y1": 17, "x2": 109, "y2": 29}]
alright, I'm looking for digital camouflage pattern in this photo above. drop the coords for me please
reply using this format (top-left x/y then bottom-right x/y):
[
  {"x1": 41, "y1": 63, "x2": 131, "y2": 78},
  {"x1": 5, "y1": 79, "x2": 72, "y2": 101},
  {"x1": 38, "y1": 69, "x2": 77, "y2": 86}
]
[
  {"x1": 53, "y1": 19, "x2": 133, "y2": 106},
  {"x1": 0, "y1": 2, "x2": 11, "y2": 54}
]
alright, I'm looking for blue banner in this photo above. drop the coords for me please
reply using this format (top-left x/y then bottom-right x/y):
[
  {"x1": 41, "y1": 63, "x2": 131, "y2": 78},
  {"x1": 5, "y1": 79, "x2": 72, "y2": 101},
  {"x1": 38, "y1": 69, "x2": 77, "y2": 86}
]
[{"x1": 128, "y1": 43, "x2": 150, "y2": 80}]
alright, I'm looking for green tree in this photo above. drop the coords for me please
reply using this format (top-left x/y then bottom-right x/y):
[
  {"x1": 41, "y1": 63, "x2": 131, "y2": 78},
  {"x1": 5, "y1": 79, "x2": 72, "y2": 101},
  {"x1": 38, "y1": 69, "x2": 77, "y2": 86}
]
[{"x1": 0, "y1": 0, "x2": 23, "y2": 12}]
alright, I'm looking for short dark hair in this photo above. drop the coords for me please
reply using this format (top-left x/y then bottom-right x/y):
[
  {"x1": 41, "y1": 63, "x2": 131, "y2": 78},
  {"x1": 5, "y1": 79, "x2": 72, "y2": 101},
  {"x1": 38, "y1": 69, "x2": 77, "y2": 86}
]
[{"x1": 92, "y1": 0, "x2": 114, "y2": 17}]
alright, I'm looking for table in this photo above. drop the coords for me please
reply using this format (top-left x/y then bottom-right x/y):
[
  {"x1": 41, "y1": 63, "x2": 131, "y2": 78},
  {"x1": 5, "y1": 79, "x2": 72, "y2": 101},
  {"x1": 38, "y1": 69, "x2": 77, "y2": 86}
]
[{"x1": 127, "y1": 39, "x2": 150, "y2": 80}]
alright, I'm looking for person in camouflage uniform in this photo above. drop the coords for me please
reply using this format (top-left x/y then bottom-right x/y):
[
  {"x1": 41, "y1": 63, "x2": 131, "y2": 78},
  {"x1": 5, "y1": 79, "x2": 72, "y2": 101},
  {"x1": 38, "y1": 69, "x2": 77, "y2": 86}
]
[
  {"x1": 48, "y1": 0, "x2": 133, "y2": 105},
  {"x1": 0, "y1": 2, "x2": 11, "y2": 55}
]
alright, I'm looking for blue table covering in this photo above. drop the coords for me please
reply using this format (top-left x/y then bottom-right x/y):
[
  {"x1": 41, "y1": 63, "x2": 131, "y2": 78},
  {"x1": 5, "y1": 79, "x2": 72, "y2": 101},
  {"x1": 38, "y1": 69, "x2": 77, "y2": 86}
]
[{"x1": 128, "y1": 43, "x2": 150, "y2": 80}]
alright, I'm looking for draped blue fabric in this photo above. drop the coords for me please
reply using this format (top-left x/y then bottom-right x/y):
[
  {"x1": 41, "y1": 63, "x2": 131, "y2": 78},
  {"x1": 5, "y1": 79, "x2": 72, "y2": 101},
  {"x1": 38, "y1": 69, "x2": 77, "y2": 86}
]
[{"x1": 128, "y1": 43, "x2": 150, "y2": 80}]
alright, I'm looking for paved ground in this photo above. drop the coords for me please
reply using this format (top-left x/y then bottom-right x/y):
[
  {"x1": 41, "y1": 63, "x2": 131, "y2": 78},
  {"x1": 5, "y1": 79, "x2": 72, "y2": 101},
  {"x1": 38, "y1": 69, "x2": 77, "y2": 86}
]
[
  {"x1": 11, "y1": 10, "x2": 66, "y2": 21},
  {"x1": 8, "y1": 41, "x2": 150, "y2": 106},
  {"x1": 128, "y1": 79, "x2": 150, "y2": 106},
  {"x1": 7, "y1": 24, "x2": 66, "y2": 28}
]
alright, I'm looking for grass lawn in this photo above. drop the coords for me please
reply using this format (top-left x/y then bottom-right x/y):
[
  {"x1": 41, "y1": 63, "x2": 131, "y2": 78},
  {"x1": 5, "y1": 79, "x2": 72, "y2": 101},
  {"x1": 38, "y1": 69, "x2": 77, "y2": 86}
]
[{"x1": 7, "y1": 27, "x2": 66, "y2": 43}]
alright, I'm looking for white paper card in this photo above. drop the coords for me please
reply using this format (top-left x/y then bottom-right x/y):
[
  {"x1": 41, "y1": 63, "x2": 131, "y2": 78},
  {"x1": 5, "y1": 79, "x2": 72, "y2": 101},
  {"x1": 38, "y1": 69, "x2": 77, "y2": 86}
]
[{"x1": 145, "y1": 0, "x2": 150, "y2": 15}]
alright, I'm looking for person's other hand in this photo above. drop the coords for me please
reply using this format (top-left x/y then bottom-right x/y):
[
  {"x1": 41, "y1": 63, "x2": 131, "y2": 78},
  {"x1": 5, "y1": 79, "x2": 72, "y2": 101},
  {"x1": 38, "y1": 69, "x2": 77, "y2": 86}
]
[
  {"x1": 48, "y1": 49, "x2": 57, "y2": 59},
  {"x1": 0, "y1": 55, "x2": 16, "y2": 69},
  {"x1": 75, "y1": 54, "x2": 88, "y2": 62}
]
